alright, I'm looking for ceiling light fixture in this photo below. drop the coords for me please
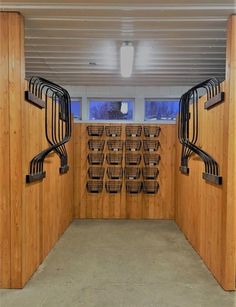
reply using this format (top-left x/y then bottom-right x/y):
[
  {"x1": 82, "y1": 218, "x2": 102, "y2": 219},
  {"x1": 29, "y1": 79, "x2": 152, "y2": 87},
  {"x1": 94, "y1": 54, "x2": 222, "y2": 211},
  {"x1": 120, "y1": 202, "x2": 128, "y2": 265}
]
[{"x1": 120, "y1": 42, "x2": 134, "y2": 78}]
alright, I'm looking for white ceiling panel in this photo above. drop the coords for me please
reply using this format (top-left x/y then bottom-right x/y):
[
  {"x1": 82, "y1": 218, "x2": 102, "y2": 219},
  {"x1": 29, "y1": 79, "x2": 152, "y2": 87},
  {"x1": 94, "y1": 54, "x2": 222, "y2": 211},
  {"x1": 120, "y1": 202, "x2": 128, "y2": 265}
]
[{"x1": 1, "y1": 0, "x2": 235, "y2": 86}]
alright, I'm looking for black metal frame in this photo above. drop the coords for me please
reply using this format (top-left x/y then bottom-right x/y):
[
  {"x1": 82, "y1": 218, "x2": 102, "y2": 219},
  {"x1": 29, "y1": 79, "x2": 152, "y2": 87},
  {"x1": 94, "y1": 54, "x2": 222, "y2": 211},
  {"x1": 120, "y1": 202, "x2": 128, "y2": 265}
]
[
  {"x1": 25, "y1": 77, "x2": 72, "y2": 183},
  {"x1": 178, "y1": 77, "x2": 223, "y2": 185}
]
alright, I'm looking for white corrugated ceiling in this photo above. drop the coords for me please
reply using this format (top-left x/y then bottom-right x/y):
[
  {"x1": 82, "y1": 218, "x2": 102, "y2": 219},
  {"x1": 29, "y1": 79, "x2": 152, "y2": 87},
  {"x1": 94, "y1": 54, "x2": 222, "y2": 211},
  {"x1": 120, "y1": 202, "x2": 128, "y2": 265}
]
[{"x1": 1, "y1": 0, "x2": 236, "y2": 86}]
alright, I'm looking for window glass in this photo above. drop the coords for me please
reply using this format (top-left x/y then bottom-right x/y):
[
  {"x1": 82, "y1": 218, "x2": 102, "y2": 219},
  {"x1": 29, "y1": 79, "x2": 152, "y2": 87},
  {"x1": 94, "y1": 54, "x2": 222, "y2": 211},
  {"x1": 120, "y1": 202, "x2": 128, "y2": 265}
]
[
  {"x1": 89, "y1": 98, "x2": 134, "y2": 120},
  {"x1": 145, "y1": 99, "x2": 179, "y2": 121},
  {"x1": 71, "y1": 98, "x2": 82, "y2": 120}
]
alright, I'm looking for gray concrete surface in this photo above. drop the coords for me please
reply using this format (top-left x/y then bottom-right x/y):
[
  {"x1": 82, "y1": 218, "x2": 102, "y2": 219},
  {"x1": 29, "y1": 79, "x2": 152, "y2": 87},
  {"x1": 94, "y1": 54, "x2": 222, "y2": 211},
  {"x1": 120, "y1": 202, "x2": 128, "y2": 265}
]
[{"x1": 0, "y1": 220, "x2": 235, "y2": 307}]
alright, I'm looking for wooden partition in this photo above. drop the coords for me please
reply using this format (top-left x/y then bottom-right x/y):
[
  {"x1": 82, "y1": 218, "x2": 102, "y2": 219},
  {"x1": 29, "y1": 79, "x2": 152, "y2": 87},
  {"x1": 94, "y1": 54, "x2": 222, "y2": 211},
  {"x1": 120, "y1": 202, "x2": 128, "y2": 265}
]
[
  {"x1": 0, "y1": 12, "x2": 74, "y2": 288},
  {"x1": 74, "y1": 123, "x2": 176, "y2": 219},
  {"x1": 175, "y1": 16, "x2": 236, "y2": 290}
]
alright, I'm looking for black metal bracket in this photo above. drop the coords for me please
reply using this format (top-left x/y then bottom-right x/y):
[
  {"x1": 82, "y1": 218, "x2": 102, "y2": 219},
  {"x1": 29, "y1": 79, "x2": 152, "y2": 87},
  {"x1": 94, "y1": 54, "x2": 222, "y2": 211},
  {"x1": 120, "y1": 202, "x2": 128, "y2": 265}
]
[
  {"x1": 179, "y1": 166, "x2": 189, "y2": 175},
  {"x1": 26, "y1": 171, "x2": 46, "y2": 183},
  {"x1": 204, "y1": 92, "x2": 225, "y2": 110},
  {"x1": 25, "y1": 91, "x2": 45, "y2": 108},
  {"x1": 202, "y1": 173, "x2": 223, "y2": 185}
]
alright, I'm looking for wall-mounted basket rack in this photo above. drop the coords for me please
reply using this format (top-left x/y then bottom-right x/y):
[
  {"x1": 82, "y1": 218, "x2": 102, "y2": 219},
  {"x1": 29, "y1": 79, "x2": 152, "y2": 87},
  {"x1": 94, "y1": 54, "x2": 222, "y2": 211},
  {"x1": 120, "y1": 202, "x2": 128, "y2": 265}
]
[
  {"x1": 124, "y1": 167, "x2": 141, "y2": 180},
  {"x1": 88, "y1": 167, "x2": 105, "y2": 179},
  {"x1": 143, "y1": 126, "x2": 161, "y2": 138},
  {"x1": 88, "y1": 140, "x2": 105, "y2": 151},
  {"x1": 126, "y1": 181, "x2": 142, "y2": 194},
  {"x1": 107, "y1": 140, "x2": 123, "y2": 152},
  {"x1": 143, "y1": 140, "x2": 160, "y2": 152},
  {"x1": 142, "y1": 167, "x2": 159, "y2": 180},
  {"x1": 87, "y1": 125, "x2": 104, "y2": 137},
  {"x1": 125, "y1": 153, "x2": 142, "y2": 165},
  {"x1": 125, "y1": 125, "x2": 142, "y2": 137},
  {"x1": 105, "y1": 180, "x2": 122, "y2": 193},
  {"x1": 107, "y1": 167, "x2": 123, "y2": 179},
  {"x1": 105, "y1": 126, "x2": 122, "y2": 137},
  {"x1": 143, "y1": 154, "x2": 161, "y2": 166},
  {"x1": 143, "y1": 181, "x2": 159, "y2": 194},
  {"x1": 86, "y1": 180, "x2": 103, "y2": 193},
  {"x1": 106, "y1": 153, "x2": 123, "y2": 165},
  {"x1": 87, "y1": 153, "x2": 104, "y2": 165},
  {"x1": 125, "y1": 140, "x2": 142, "y2": 152}
]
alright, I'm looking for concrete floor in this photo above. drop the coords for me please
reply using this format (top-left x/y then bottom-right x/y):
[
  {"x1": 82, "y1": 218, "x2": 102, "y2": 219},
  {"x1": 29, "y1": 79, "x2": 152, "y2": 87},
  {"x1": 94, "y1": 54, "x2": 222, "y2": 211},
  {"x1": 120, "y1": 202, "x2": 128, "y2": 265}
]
[{"x1": 0, "y1": 220, "x2": 235, "y2": 307}]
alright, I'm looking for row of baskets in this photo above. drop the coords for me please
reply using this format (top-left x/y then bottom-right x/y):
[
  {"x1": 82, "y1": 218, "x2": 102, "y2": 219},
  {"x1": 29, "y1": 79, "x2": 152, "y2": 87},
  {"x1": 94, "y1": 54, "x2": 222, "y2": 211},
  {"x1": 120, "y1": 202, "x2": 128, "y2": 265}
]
[
  {"x1": 88, "y1": 167, "x2": 159, "y2": 180},
  {"x1": 86, "y1": 180, "x2": 159, "y2": 194},
  {"x1": 87, "y1": 153, "x2": 161, "y2": 165},
  {"x1": 87, "y1": 125, "x2": 161, "y2": 138},
  {"x1": 88, "y1": 139, "x2": 160, "y2": 152}
]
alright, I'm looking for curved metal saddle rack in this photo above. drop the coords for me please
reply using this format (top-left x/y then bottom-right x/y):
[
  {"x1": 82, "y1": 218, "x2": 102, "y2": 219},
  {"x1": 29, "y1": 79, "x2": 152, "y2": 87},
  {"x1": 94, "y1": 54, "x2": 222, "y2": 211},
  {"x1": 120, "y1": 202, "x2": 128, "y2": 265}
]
[
  {"x1": 25, "y1": 76, "x2": 72, "y2": 183},
  {"x1": 178, "y1": 77, "x2": 223, "y2": 185}
]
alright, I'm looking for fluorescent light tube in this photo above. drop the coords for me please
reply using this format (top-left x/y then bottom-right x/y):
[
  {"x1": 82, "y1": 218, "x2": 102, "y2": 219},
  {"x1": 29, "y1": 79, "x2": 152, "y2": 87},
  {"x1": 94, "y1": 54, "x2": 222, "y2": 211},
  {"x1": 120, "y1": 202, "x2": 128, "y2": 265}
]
[{"x1": 120, "y1": 42, "x2": 134, "y2": 78}]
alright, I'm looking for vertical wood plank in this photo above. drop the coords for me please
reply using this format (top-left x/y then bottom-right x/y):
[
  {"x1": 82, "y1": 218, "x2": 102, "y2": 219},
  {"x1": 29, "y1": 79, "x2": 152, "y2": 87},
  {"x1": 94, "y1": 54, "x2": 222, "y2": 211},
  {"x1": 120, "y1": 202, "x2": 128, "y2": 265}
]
[{"x1": 0, "y1": 12, "x2": 11, "y2": 288}]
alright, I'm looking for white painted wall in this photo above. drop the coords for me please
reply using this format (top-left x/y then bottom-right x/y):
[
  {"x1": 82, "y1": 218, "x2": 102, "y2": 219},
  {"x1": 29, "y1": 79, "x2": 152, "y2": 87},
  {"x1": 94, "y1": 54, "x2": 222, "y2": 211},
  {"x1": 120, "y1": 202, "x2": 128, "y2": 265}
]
[{"x1": 64, "y1": 85, "x2": 190, "y2": 122}]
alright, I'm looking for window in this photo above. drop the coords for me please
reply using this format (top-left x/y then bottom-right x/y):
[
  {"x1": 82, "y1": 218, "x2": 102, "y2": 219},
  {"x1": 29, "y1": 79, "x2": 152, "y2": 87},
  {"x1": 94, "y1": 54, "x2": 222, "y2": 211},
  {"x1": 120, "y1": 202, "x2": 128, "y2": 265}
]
[
  {"x1": 144, "y1": 99, "x2": 179, "y2": 121},
  {"x1": 88, "y1": 98, "x2": 134, "y2": 121},
  {"x1": 71, "y1": 98, "x2": 82, "y2": 120}
]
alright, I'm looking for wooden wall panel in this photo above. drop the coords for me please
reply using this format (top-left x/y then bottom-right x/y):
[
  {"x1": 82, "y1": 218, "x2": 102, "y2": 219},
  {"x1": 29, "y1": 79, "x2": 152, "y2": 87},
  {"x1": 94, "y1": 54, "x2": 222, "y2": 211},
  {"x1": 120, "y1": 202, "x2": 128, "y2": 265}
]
[
  {"x1": 73, "y1": 123, "x2": 176, "y2": 219},
  {"x1": 0, "y1": 12, "x2": 74, "y2": 288},
  {"x1": 0, "y1": 12, "x2": 11, "y2": 288},
  {"x1": 176, "y1": 15, "x2": 236, "y2": 291}
]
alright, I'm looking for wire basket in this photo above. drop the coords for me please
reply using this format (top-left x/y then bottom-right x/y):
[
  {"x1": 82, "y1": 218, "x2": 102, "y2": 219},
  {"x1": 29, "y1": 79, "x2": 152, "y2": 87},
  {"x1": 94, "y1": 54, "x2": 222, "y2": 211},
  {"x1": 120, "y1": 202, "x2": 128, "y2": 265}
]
[
  {"x1": 86, "y1": 180, "x2": 103, "y2": 193},
  {"x1": 107, "y1": 140, "x2": 123, "y2": 152},
  {"x1": 143, "y1": 126, "x2": 161, "y2": 138},
  {"x1": 87, "y1": 125, "x2": 104, "y2": 137},
  {"x1": 105, "y1": 126, "x2": 122, "y2": 137},
  {"x1": 107, "y1": 167, "x2": 123, "y2": 179},
  {"x1": 105, "y1": 180, "x2": 122, "y2": 193},
  {"x1": 126, "y1": 181, "x2": 142, "y2": 194},
  {"x1": 125, "y1": 125, "x2": 142, "y2": 137},
  {"x1": 125, "y1": 153, "x2": 142, "y2": 165},
  {"x1": 87, "y1": 153, "x2": 104, "y2": 165},
  {"x1": 106, "y1": 153, "x2": 123, "y2": 165},
  {"x1": 143, "y1": 181, "x2": 159, "y2": 194},
  {"x1": 88, "y1": 140, "x2": 105, "y2": 151},
  {"x1": 143, "y1": 140, "x2": 160, "y2": 152},
  {"x1": 125, "y1": 140, "x2": 142, "y2": 152},
  {"x1": 143, "y1": 154, "x2": 161, "y2": 166},
  {"x1": 124, "y1": 167, "x2": 141, "y2": 180},
  {"x1": 88, "y1": 167, "x2": 105, "y2": 179},
  {"x1": 142, "y1": 167, "x2": 159, "y2": 180}
]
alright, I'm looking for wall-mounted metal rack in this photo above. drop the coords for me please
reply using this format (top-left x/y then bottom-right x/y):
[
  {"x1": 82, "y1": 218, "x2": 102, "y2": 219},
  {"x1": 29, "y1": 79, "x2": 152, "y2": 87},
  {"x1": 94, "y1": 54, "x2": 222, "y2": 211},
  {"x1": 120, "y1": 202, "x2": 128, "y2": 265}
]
[
  {"x1": 142, "y1": 167, "x2": 159, "y2": 180},
  {"x1": 125, "y1": 153, "x2": 142, "y2": 166},
  {"x1": 143, "y1": 126, "x2": 161, "y2": 138},
  {"x1": 86, "y1": 180, "x2": 103, "y2": 193},
  {"x1": 124, "y1": 167, "x2": 141, "y2": 180},
  {"x1": 107, "y1": 167, "x2": 123, "y2": 179},
  {"x1": 88, "y1": 167, "x2": 105, "y2": 180},
  {"x1": 87, "y1": 153, "x2": 104, "y2": 165},
  {"x1": 126, "y1": 181, "x2": 142, "y2": 194},
  {"x1": 105, "y1": 125, "x2": 122, "y2": 137},
  {"x1": 87, "y1": 125, "x2": 104, "y2": 137},
  {"x1": 125, "y1": 125, "x2": 142, "y2": 137},
  {"x1": 107, "y1": 140, "x2": 123, "y2": 152},
  {"x1": 105, "y1": 181, "x2": 122, "y2": 193}
]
